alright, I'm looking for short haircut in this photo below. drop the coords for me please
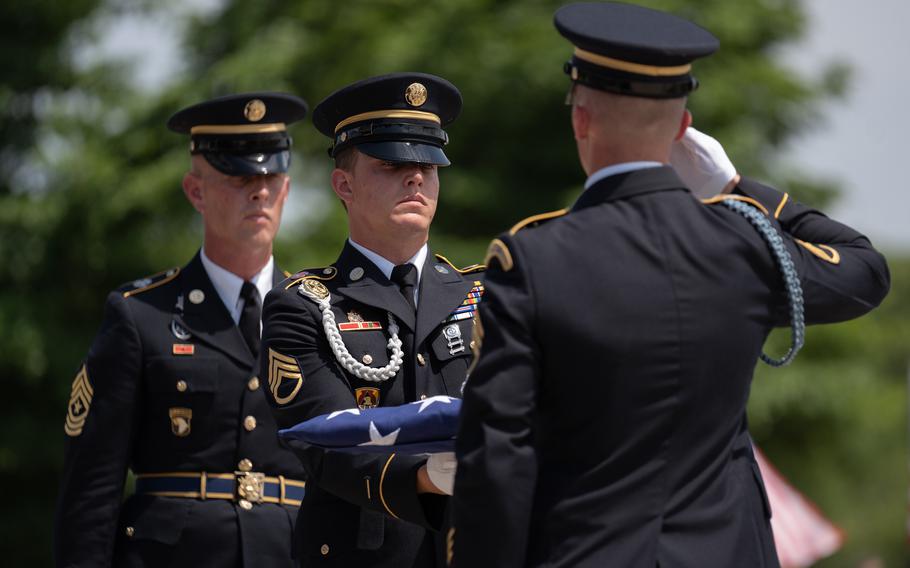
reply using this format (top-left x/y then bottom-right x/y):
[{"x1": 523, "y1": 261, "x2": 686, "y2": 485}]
[{"x1": 334, "y1": 147, "x2": 360, "y2": 172}]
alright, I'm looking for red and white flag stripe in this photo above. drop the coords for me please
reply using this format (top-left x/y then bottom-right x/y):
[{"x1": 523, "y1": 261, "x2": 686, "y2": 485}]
[{"x1": 755, "y1": 447, "x2": 845, "y2": 567}]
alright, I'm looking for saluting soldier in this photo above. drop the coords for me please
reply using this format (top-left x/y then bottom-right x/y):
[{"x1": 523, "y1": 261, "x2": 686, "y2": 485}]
[
  {"x1": 260, "y1": 73, "x2": 481, "y2": 567},
  {"x1": 55, "y1": 92, "x2": 309, "y2": 567},
  {"x1": 453, "y1": 3, "x2": 891, "y2": 568}
]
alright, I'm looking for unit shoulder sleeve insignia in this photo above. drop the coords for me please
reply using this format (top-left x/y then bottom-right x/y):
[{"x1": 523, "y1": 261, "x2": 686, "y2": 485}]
[
  {"x1": 285, "y1": 266, "x2": 338, "y2": 290},
  {"x1": 65, "y1": 364, "x2": 93, "y2": 436},
  {"x1": 508, "y1": 208, "x2": 569, "y2": 235},
  {"x1": 120, "y1": 267, "x2": 181, "y2": 298},
  {"x1": 433, "y1": 253, "x2": 486, "y2": 275},
  {"x1": 268, "y1": 348, "x2": 304, "y2": 405}
]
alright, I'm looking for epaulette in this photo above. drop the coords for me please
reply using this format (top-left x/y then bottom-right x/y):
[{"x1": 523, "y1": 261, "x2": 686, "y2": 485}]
[
  {"x1": 121, "y1": 267, "x2": 180, "y2": 298},
  {"x1": 434, "y1": 253, "x2": 486, "y2": 275},
  {"x1": 284, "y1": 265, "x2": 338, "y2": 290},
  {"x1": 700, "y1": 195, "x2": 769, "y2": 216},
  {"x1": 508, "y1": 208, "x2": 569, "y2": 235}
]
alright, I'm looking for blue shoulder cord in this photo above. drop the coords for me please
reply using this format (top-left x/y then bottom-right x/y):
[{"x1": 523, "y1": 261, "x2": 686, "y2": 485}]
[{"x1": 721, "y1": 199, "x2": 805, "y2": 366}]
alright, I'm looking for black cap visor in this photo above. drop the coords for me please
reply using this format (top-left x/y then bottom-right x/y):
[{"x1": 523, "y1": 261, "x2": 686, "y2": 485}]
[
  {"x1": 356, "y1": 141, "x2": 450, "y2": 167},
  {"x1": 203, "y1": 150, "x2": 291, "y2": 176}
]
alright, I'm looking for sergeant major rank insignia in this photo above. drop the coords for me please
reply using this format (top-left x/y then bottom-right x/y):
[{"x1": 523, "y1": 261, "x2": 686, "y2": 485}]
[{"x1": 65, "y1": 365, "x2": 93, "y2": 437}]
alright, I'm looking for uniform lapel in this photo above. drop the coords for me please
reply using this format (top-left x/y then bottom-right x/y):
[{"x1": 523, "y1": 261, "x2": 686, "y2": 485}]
[
  {"x1": 415, "y1": 252, "x2": 473, "y2": 348},
  {"x1": 332, "y1": 242, "x2": 417, "y2": 331},
  {"x1": 174, "y1": 253, "x2": 254, "y2": 368}
]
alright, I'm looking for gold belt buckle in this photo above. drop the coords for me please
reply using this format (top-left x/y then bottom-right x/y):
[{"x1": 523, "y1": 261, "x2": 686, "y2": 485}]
[{"x1": 235, "y1": 471, "x2": 265, "y2": 509}]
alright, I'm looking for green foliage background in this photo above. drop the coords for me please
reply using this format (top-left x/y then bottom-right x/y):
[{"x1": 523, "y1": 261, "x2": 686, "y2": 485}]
[{"x1": 0, "y1": 0, "x2": 905, "y2": 565}]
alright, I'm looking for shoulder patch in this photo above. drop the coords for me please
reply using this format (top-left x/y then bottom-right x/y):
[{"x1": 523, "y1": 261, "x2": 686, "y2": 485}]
[
  {"x1": 285, "y1": 266, "x2": 338, "y2": 290},
  {"x1": 433, "y1": 253, "x2": 486, "y2": 275},
  {"x1": 509, "y1": 208, "x2": 569, "y2": 235},
  {"x1": 700, "y1": 195, "x2": 770, "y2": 216},
  {"x1": 484, "y1": 238, "x2": 514, "y2": 272},
  {"x1": 121, "y1": 267, "x2": 180, "y2": 298}
]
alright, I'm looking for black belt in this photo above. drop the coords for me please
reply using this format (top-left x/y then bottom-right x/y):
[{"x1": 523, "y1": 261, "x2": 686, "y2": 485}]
[{"x1": 135, "y1": 471, "x2": 305, "y2": 508}]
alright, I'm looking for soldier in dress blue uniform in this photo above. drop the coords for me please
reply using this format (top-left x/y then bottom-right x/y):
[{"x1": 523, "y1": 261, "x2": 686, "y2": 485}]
[
  {"x1": 55, "y1": 92, "x2": 309, "y2": 567},
  {"x1": 260, "y1": 73, "x2": 481, "y2": 568},
  {"x1": 452, "y1": 3, "x2": 891, "y2": 568}
]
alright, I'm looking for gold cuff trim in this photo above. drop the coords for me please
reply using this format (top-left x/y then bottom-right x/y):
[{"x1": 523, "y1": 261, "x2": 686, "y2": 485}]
[
  {"x1": 379, "y1": 454, "x2": 400, "y2": 519},
  {"x1": 574, "y1": 47, "x2": 692, "y2": 77},
  {"x1": 335, "y1": 110, "x2": 441, "y2": 133},
  {"x1": 774, "y1": 193, "x2": 789, "y2": 219},
  {"x1": 701, "y1": 195, "x2": 770, "y2": 216},
  {"x1": 190, "y1": 123, "x2": 287, "y2": 135},
  {"x1": 795, "y1": 240, "x2": 841, "y2": 264}
]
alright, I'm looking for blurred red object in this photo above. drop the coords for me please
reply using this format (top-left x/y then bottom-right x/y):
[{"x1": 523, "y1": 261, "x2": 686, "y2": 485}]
[{"x1": 755, "y1": 447, "x2": 845, "y2": 567}]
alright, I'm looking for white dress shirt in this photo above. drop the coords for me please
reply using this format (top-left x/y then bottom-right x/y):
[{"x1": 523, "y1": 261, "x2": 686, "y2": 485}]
[
  {"x1": 584, "y1": 161, "x2": 664, "y2": 190},
  {"x1": 348, "y1": 239, "x2": 428, "y2": 308},
  {"x1": 200, "y1": 247, "x2": 274, "y2": 327}
]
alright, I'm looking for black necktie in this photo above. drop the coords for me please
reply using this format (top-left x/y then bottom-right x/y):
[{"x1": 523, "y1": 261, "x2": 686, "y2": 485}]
[
  {"x1": 239, "y1": 281, "x2": 262, "y2": 358},
  {"x1": 390, "y1": 263, "x2": 418, "y2": 312},
  {"x1": 390, "y1": 263, "x2": 418, "y2": 401}
]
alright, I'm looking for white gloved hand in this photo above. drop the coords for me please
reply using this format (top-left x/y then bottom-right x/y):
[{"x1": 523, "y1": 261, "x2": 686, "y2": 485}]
[
  {"x1": 669, "y1": 126, "x2": 738, "y2": 198},
  {"x1": 426, "y1": 452, "x2": 457, "y2": 495}
]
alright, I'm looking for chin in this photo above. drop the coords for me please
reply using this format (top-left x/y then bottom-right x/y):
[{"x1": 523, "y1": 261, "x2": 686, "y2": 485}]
[{"x1": 392, "y1": 214, "x2": 431, "y2": 234}]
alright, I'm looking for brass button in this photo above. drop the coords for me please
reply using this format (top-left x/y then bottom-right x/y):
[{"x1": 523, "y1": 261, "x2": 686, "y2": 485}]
[
  {"x1": 125, "y1": 526, "x2": 135, "y2": 538},
  {"x1": 176, "y1": 380, "x2": 187, "y2": 392},
  {"x1": 362, "y1": 354, "x2": 373, "y2": 365},
  {"x1": 238, "y1": 458, "x2": 253, "y2": 472},
  {"x1": 239, "y1": 499, "x2": 253, "y2": 510},
  {"x1": 417, "y1": 353, "x2": 426, "y2": 366},
  {"x1": 244, "y1": 416, "x2": 257, "y2": 431},
  {"x1": 420, "y1": 394, "x2": 427, "y2": 400},
  {"x1": 248, "y1": 376, "x2": 260, "y2": 391},
  {"x1": 320, "y1": 544, "x2": 330, "y2": 556}
]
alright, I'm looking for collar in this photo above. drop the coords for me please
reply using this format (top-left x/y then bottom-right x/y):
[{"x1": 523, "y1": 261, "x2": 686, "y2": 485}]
[
  {"x1": 200, "y1": 247, "x2": 274, "y2": 323},
  {"x1": 572, "y1": 166, "x2": 686, "y2": 212},
  {"x1": 348, "y1": 239, "x2": 427, "y2": 284},
  {"x1": 584, "y1": 161, "x2": 664, "y2": 190}
]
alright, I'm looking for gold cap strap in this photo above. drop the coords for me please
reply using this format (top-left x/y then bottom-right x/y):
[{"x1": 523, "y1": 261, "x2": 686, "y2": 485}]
[
  {"x1": 190, "y1": 123, "x2": 287, "y2": 135},
  {"x1": 335, "y1": 110, "x2": 441, "y2": 133},
  {"x1": 574, "y1": 47, "x2": 692, "y2": 77}
]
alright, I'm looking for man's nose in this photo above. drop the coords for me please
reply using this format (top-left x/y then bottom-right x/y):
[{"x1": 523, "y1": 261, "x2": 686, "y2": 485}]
[
  {"x1": 249, "y1": 176, "x2": 270, "y2": 200},
  {"x1": 405, "y1": 166, "x2": 424, "y2": 187}
]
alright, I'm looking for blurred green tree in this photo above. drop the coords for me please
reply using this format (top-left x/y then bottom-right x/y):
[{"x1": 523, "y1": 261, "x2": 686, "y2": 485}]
[{"x1": 1, "y1": 0, "x2": 903, "y2": 566}]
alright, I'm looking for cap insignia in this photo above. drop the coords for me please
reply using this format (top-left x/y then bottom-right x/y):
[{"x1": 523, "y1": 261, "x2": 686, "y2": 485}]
[
  {"x1": 244, "y1": 99, "x2": 267, "y2": 122},
  {"x1": 405, "y1": 83, "x2": 428, "y2": 107}
]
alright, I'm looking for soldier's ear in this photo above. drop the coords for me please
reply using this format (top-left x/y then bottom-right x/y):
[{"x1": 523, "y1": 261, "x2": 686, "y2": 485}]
[
  {"x1": 571, "y1": 103, "x2": 590, "y2": 142},
  {"x1": 331, "y1": 168, "x2": 355, "y2": 206},
  {"x1": 675, "y1": 109, "x2": 693, "y2": 141},
  {"x1": 182, "y1": 171, "x2": 205, "y2": 214}
]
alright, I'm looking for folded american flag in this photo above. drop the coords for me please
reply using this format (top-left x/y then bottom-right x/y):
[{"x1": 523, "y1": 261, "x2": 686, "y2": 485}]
[{"x1": 278, "y1": 395, "x2": 461, "y2": 455}]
